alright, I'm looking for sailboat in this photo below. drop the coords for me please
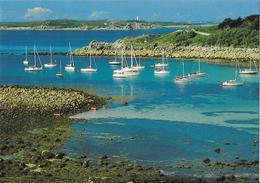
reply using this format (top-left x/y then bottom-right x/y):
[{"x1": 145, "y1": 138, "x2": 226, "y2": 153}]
[
  {"x1": 44, "y1": 46, "x2": 57, "y2": 68},
  {"x1": 188, "y1": 60, "x2": 206, "y2": 77},
  {"x1": 174, "y1": 61, "x2": 190, "y2": 83},
  {"x1": 56, "y1": 60, "x2": 63, "y2": 77},
  {"x1": 23, "y1": 47, "x2": 29, "y2": 65},
  {"x1": 239, "y1": 58, "x2": 257, "y2": 74},
  {"x1": 155, "y1": 51, "x2": 168, "y2": 68},
  {"x1": 109, "y1": 50, "x2": 121, "y2": 65},
  {"x1": 65, "y1": 42, "x2": 75, "y2": 71},
  {"x1": 130, "y1": 46, "x2": 145, "y2": 71},
  {"x1": 80, "y1": 44, "x2": 97, "y2": 72},
  {"x1": 154, "y1": 51, "x2": 169, "y2": 75},
  {"x1": 222, "y1": 61, "x2": 244, "y2": 86},
  {"x1": 24, "y1": 45, "x2": 43, "y2": 71},
  {"x1": 113, "y1": 50, "x2": 128, "y2": 78}
]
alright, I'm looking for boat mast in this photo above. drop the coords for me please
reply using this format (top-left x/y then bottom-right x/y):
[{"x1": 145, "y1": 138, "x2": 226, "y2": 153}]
[
  {"x1": 182, "y1": 61, "x2": 185, "y2": 77},
  {"x1": 60, "y1": 60, "x2": 62, "y2": 73},
  {"x1": 198, "y1": 60, "x2": 201, "y2": 73},
  {"x1": 69, "y1": 42, "x2": 74, "y2": 66},
  {"x1": 50, "y1": 46, "x2": 53, "y2": 64},
  {"x1": 249, "y1": 57, "x2": 252, "y2": 70},
  {"x1": 89, "y1": 44, "x2": 92, "y2": 68},
  {"x1": 130, "y1": 45, "x2": 133, "y2": 68},
  {"x1": 34, "y1": 45, "x2": 36, "y2": 67},
  {"x1": 121, "y1": 49, "x2": 124, "y2": 70},
  {"x1": 235, "y1": 60, "x2": 238, "y2": 80},
  {"x1": 25, "y1": 47, "x2": 28, "y2": 61}
]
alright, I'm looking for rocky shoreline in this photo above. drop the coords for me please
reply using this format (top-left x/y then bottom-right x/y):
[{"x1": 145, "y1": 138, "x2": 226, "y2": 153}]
[
  {"x1": 0, "y1": 85, "x2": 258, "y2": 183},
  {"x1": 73, "y1": 40, "x2": 259, "y2": 62}
]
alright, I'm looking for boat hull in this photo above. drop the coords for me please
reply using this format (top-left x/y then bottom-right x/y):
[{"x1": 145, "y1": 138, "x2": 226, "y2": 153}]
[
  {"x1": 222, "y1": 80, "x2": 244, "y2": 86},
  {"x1": 24, "y1": 67, "x2": 42, "y2": 71},
  {"x1": 44, "y1": 63, "x2": 57, "y2": 68},
  {"x1": 80, "y1": 68, "x2": 97, "y2": 72}
]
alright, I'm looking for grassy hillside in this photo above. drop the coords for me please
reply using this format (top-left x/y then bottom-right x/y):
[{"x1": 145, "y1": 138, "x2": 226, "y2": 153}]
[{"x1": 124, "y1": 15, "x2": 259, "y2": 48}]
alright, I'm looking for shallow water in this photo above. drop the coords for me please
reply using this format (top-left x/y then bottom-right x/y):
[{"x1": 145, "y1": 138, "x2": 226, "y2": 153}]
[{"x1": 0, "y1": 29, "x2": 258, "y2": 176}]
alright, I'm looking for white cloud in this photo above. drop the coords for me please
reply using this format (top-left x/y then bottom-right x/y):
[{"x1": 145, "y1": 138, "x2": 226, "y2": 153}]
[
  {"x1": 24, "y1": 7, "x2": 52, "y2": 19},
  {"x1": 88, "y1": 11, "x2": 110, "y2": 20}
]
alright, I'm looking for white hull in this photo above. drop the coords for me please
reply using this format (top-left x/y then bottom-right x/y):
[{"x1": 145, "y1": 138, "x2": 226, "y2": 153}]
[
  {"x1": 113, "y1": 70, "x2": 127, "y2": 78},
  {"x1": 80, "y1": 67, "x2": 97, "y2": 72},
  {"x1": 188, "y1": 72, "x2": 206, "y2": 77},
  {"x1": 154, "y1": 70, "x2": 170, "y2": 75},
  {"x1": 222, "y1": 80, "x2": 244, "y2": 86},
  {"x1": 174, "y1": 76, "x2": 190, "y2": 83},
  {"x1": 23, "y1": 60, "x2": 29, "y2": 65},
  {"x1": 65, "y1": 65, "x2": 75, "y2": 71},
  {"x1": 44, "y1": 63, "x2": 57, "y2": 68},
  {"x1": 239, "y1": 69, "x2": 257, "y2": 74},
  {"x1": 24, "y1": 66, "x2": 42, "y2": 71},
  {"x1": 155, "y1": 63, "x2": 168, "y2": 67},
  {"x1": 131, "y1": 66, "x2": 145, "y2": 71},
  {"x1": 56, "y1": 73, "x2": 63, "y2": 77},
  {"x1": 109, "y1": 61, "x2": 121, "y2": 65}
]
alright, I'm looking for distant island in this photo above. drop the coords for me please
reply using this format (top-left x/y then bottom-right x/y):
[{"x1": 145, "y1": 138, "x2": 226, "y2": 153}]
[
  {"x1": 0, "y1": 19, "x2": 197, "y2": 30},
  {"x1": 73, "y1": 15, "x2": 259, "y2": 62}
]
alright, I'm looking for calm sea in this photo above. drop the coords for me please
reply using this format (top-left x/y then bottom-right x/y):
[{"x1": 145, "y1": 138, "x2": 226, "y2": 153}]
[{"x1": 0, "y1": 29, "x2": 258, "y2": 176}]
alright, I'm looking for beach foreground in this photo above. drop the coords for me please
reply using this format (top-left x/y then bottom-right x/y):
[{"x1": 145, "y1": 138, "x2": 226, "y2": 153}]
[{"x1": 0, "y1": 86, "x2": 258, "y2": 183}]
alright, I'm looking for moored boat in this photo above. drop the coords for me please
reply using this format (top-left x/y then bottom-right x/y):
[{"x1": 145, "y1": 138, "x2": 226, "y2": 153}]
[{"x1": 24, "y1": 45, "x2": 43, "y2": 71}]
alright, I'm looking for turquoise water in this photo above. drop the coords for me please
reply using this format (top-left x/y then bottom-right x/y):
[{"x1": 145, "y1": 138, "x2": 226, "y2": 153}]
[{"x1": 0, "y1": 29, "x2": 258, "y2": 176}]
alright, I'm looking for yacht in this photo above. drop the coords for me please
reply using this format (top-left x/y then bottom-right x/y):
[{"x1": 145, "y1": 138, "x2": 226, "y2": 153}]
[
  {"x1": 56, "y1": 60, "x2": 63, "y2": 77},
  {"x1": 23, "y1": 47, "x2": 29, "y2": 65},
  {"x1": 44, "y1": 46, "x2": 57, "y2": 68},
  {"x1": 80, "y1": 44, "x2": 97, "y2": 72},
  {"x1": 174, "y1": 61, "x2": 190, "y2": 83},
  {"x1": 24, "y1": 45, "x2": 43, "y2": 71},
  {"x1": 188, "y1": 60, "x2": 206, "y2": 77},
  {"x1": 65, "y1": 42, "x2": 75, "y2": 71},
  {"x1": 239, "y1": 58, "x2": 257, "y2": 74},
  {"x1": 155, "y1": 51, "x2": 168, "y2": 68},
  {"x1": 109, "y1": 50, "x2": 121, "y2": 65},
  {"x1": 222, "y1": 61, "x2": 244, "y2": 86}
]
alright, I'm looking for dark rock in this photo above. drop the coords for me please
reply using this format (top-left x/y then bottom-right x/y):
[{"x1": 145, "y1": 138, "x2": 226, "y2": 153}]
[
  {"x1": 79, "y1": 154, "x2": 87, "y2": 159},
  {"x1": 214, "y1": 148, "x2": 221, "y2": 154},
  {"x1": 82, "y1": 160, "x2": 90, "y2": 168},
  {"x1": 0, "y1": 144, "x2": 8, "y2": 151},
  {"x1": 59, "y1": 163, "x2": 66, "y2": 168},
  {"x1": 41, "y1": 150, "x2": 55, "y2": 159},
  {"x1": 203, "y1": 158, "x2": 210, "y2": 164},
  {"x1": 55, "y1": 152, "x2": 65, "y2": 159},
  {"x1": 226, "y1": 174, "x2": 236, "y2": 181},
  {"x1": 216, "y1": 176, "x2": 225, "y2": 182}
]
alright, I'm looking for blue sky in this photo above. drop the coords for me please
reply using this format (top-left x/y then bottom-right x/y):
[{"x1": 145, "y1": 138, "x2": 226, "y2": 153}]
[{"x1": 0, "y1": 0, "x2": 258, "y2": 23}]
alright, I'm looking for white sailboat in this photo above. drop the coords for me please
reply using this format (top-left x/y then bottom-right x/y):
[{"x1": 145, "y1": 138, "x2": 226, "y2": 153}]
[
  {"x1": 44, "y1": 46, "x2": 57, "y2": 68},
  {"x1": 80, "y1": 44, "x2": 97, "y2": 72},
  {"x1": 130, "y1": 46, "x2": 145, "y2": 71},
  {"x1": 239, "y1": 58, "x2": 257, "y2": 75},
  {"x1": 56, "y1": 60, "x2": 63, "y2": 77},
  {"x1": 222, "y1": 61, "x2": 244, "y2": 86},
  {"x1": 109, "y1": 50, "x2": 121, "y2": 65},
  {"x1": 188, "y1": 60, "x2": 206, "y2": 77},
  {"x1": 24, "y1": 45, "x2": 43, "y2": 71},
  {"x1": 65, "y1": 42, "x2": 75, "y2": 71},
  {"x1": 23, "y1": 47, "x2": 29, "y2": 65},
  {"x1": 113, "y1": 50, "x2": 128, "y2": 78},
  {"x1": 174, "y1": 61, "x2": 190, "y2": 83},
  {"x1": 155, "y1": 51, "x2": 168, "y2": 68},
  {"x1": 154, "y1": 51, "x2": 169, "y2": 75}
]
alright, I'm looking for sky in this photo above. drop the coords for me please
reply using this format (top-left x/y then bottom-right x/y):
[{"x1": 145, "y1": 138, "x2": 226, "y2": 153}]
[{"x1": 0, "y1": 0, "x2": 258, "y2": 23}]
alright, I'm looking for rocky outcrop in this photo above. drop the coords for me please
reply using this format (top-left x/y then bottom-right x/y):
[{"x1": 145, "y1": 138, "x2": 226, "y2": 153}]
[{"x1": 73, "y1": 40, "x2": 259, "y2": 62}]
